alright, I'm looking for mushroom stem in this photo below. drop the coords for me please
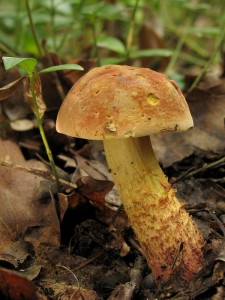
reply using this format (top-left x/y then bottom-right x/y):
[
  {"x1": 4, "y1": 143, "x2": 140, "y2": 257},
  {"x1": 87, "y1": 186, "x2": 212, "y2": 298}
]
[{"x1": 104, "y1": 136, "x2": 204, "y2": 283}]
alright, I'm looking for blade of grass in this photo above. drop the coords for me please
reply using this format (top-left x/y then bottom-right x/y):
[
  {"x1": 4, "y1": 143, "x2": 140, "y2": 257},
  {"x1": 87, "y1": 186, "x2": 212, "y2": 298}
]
[
  {"x1": 187, "y1": 23, "x2": 225, "y2": 94},
  {"x1": 25, "y1": 0, "x2": 44, "y2": 57},
  {"x1": 126, "y1": 0, "x2": 140, "y2": 61},
  {"x1": 165, "y1": 17, "x2": 192, "y2": 75}
]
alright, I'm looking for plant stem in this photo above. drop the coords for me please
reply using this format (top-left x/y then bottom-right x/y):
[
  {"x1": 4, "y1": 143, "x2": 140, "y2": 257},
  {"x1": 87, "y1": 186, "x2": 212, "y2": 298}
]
[
  {"x1": 165, "y1": 18, "x2": 191, "y2": 75},
  {"x1": 0, "y1": 43, "x2": 17, "y2": 57},
  {"x1": 187, "y1": 22, "x2": 225, "y2": 94},
  {"x1": 29, "y1": 74, "x2": 60, "y2": 190},
  {"x1": 50, "y1": 0, "x2": 57, "y2": 50},
  {"x1": 25, "y1": 0, "x2": 44, "y2": 57},
  {"x1": 91, "y1": 20, "x2": 100, "y2": 66},
  {"x1": 126, "y1": 0, "x2": 140, "y2": 61}
]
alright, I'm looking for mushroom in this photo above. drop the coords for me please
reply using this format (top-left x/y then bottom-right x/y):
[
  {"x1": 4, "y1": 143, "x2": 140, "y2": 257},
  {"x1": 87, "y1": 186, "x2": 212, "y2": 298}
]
[{"x1": 56, "y1": 65, "x2": 204, "y2": 283}]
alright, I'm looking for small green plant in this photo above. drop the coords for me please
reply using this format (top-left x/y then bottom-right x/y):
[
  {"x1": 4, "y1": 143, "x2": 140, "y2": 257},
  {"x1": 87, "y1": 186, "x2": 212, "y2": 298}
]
[{"x1": 0, "y1": 56, "x2": 83, "y2": 190}]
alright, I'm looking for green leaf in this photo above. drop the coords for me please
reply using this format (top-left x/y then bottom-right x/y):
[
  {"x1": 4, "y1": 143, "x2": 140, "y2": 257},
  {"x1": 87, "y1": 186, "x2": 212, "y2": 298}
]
[
  {"x1": 96, "y1": 4, "x2": 125, "y2": 20},
  {"x1": 130, "y1": 49, "x2": 173, "y2": 59},
  {"x1": 2, "y1": 57, "x2": 37, "y2": 74},
  {"x1": 97, "y1": 36, "x2": 126, "y2": 54},
  {"x1": 99, "y1": 57, "x2": 126, "y2": 66},
  {"x1": 81, "y1": 2, "x2": 105, "y2": 17},
  {"x1": 39, "y1": 64, "x2": 84, "y2": 74}
]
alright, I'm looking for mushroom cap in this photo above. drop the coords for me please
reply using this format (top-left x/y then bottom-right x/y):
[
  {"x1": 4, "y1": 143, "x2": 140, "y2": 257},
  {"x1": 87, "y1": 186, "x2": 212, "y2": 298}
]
[{"x1": 56, "y1": 65, "x2": 193, "y2": 140}]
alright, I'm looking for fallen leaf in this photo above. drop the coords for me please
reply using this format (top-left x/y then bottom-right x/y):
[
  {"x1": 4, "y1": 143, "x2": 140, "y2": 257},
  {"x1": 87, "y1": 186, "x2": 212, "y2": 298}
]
[
  {"x1": 77, "y1": 176, "x2": 114, "y2": 209},
  {"x1": 0, "y1": 139, "x2": 60, "y2": 261},
  {"x1": 58, "y1": 193, "x2": 69, "y2": 221},
  {"x1": 152, "y1": 79, "x2": 225, "y2": 166},
  {"x1": 213, "y1": 260, "x2": 225, "y2": 283},
  {"x1": 0, "y1": 267, "x2": 38, "y2": 300},
  {"x1": 55, "y1": 286, "x2": 98, "y2": 300},
  {"x1": 19, "y1": 264, "x2": 42, "y2": 281},
  {"x1": 0, "y1": 76, "x2": 25, "y2": 100},
  {"x1": 10, "y1": 118, "x2": 35, "y2": 131},
  {"x1": 0, "y1": 241, "x2": 32, "y2": 268},
  {"x1": 0, "y1": 66, "x2": 31, "y2": 121},
  {"x1": 72, "y1": 154, "x2": 109, "y2": 181},
  {"x1": 211, "y1": 286, "x2": 225, "y2": 300}
]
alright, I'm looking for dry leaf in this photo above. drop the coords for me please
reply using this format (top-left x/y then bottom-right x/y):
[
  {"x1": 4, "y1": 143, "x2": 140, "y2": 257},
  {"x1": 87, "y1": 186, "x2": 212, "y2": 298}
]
[
  {"x1": 77, "y1": 176, "x2": 114, "y2": 209},
  {"x1": 0, "y1": 139, "x2": 60, "y2": 260},
  {"x1": 10, "y1": 118, "x2": 35, "y2": 131},
  {"x1": 0, "y1": 267, "x2": 38, "y2": 300},
  {"x1": 152, "y1": 79, "x2": 225, "y2": 166},
  {"x1": 0, "y1": 67, "x2": 31, "y2": 121},
  {"x1": 24, "y1": 75, "x2": 46, "y2": 118},
  {"x1": 71, "y1": 153, "x2": 109, "y2": 182},
  {"x1": 0, "y1": 76, "x2": 25, "y2": 100},
  {"x1": 58, "y1": 193, "x2": 69, "y2": 221}
]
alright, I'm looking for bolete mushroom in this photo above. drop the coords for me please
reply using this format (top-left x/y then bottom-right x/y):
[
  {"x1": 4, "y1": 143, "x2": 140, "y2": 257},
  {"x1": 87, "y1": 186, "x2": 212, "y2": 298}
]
[{"x1": 56, "y1": 65, "x2": 204, "y2": 283}]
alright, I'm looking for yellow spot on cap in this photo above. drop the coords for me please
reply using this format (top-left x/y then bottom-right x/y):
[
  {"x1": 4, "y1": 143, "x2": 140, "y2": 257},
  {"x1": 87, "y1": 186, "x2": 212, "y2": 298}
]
[{"x1": 146, "y1": 93, "x2": 160, "y2": 106}]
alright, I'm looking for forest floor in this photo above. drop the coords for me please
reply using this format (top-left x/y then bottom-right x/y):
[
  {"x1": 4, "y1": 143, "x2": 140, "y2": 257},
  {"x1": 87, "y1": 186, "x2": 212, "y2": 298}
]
[{"x1": 0, "y1": 57, "x2": 225, "y2": 299}]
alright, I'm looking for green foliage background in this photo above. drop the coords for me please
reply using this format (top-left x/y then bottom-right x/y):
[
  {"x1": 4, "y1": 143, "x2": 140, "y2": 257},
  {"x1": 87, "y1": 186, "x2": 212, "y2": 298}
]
[{"x1": 0, "y1": 0, "x2": 225, "y2": 76}]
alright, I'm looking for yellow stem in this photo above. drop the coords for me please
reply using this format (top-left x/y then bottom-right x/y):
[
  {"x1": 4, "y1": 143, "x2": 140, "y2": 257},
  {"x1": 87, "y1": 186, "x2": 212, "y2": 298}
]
[{"x1": 104, "y1": 136, "x2": 204, "y2": 283}]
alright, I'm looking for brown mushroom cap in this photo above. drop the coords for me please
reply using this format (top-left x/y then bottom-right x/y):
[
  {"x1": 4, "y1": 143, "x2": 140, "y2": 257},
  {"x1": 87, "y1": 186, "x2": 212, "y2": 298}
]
[{"x1": 56, "y1": 65, "x2": 193, "y2": 140}]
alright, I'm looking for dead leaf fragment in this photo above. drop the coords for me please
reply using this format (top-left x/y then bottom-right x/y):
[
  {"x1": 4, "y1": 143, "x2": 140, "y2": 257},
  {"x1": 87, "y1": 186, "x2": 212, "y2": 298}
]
[
  {"x1": 10, "y1": 118, "x2": 35, "y2": 131},
  {"x1": 0, "y1": 267, "x2": 38, "y2": 300},
  {"x1": 0, "y1": 241, "x2": 32, "y2": 268},
  {"x1": 58, "y1": 193, "x2": 69, "y2": 221},
  {"x1": 77, "y1": 176, "x2": 114, "y2": 209},
  {"x1": 0, "y1": 139, "x2": 60, "y2": 258},
  {"x1": 152, "y1": 76, "x2": 225, "y2": 166},
  {"x1": 0, "y1": 76, "x2": 25, "y2": 100},
  {"x1": 24, "y1": 75, "x2": 46, "y2": 118}
]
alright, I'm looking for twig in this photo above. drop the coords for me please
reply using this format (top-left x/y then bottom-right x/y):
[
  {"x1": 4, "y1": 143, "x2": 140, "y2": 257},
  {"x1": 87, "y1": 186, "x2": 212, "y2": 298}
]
[
  {"x1": 128, "y1": 237, "x2": 144, "y2": 257},
  {"x1": 171, "y1": 156, "x2": 225, "y2": 183},
  {"x1": 186, "y1": 156, "x2": 225, "y2": 178},
  {"x1": 170, "y1": 166, "x2": 196, "y2": 185},
  {"x1": 74, "y1": 253, "x2": 102, "y2": 272},
  {"x1": 209, "y1": 211, "x2": 225, "y2": 237},
  {"x1": 0, "y1": 160, "x2": 77, "y2": 189},
  {"x1": 56, "y1": 264, "x2": 81, "y2": 300}
]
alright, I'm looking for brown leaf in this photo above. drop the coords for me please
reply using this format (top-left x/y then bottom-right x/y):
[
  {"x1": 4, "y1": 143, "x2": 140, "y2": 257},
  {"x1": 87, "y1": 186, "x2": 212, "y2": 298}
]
[
  {"x1": 0, "y1": 241, "x2": 31, "y2": 268},
  {"x1": 24, "y1": 75, "x2": 46, "y2": 118},
  {"x1": 0, "y1": 139, "x2": 60, "y2": 259},
  {"x1": 77, "y1": 176, "x2": 114, "y2": 209},
  {"x1": 152, "y1": 79, "x2": 225, "y2": 166},
  {"x1": 55, "y1": 286, "x2": 98, "y2": 300},
  {"x1": 67, "y1": 192, "x2": 86, "y2": 209},
  {"x1": 0, "y1": 76, "x2": 25, "y2": 100},
  {"x1": 58, "y1": 193, "x2": 69, "y2": 221},
  {"x1": 0, "y1": 267, "x2": 38, "y2": 300},
  {"x1": 10, "y1": 118, "x2": 35, "y2": 131},
  {"x1": 72, "y1": 153, "x2": 109, "y2": 182}
]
